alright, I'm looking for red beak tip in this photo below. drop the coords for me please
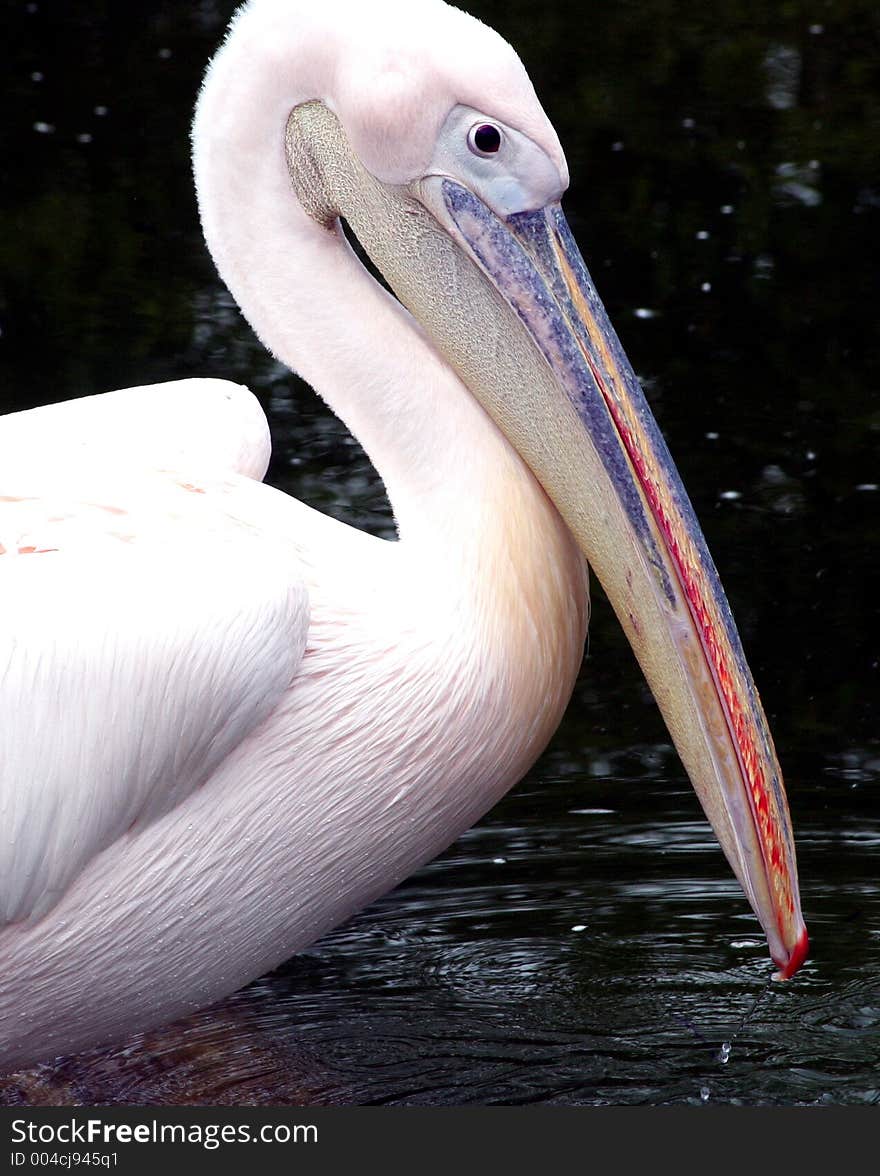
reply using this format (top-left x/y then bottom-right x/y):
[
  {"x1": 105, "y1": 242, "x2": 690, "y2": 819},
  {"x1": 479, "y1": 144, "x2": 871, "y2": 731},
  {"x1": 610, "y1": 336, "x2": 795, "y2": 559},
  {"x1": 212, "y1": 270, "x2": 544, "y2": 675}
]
[{"x1": 773, "y1": 926, "x2": 810, "y2": 981}]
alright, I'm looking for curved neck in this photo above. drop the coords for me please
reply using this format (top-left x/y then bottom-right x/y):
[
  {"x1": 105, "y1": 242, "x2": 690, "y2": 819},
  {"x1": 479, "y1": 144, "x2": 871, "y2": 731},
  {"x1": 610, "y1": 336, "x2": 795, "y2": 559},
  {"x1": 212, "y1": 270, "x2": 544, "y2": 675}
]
[{"x1": 192, "y1": 1, "x2": 520, "y2": 545}]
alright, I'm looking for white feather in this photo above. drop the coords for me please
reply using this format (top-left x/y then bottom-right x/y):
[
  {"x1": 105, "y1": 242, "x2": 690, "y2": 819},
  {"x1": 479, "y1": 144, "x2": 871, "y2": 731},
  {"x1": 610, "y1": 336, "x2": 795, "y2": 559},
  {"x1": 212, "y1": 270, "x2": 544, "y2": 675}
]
[{"x1": 0, "y1": 458, "x2": 308, "y2": 923}]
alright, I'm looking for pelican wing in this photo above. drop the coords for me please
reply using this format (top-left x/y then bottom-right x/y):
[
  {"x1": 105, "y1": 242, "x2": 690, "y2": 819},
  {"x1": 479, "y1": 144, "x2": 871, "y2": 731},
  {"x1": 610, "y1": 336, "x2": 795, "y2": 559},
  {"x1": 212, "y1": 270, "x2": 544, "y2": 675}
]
[
  {"x1": 0, "y1": 380, "x2": 272, "y2": 482},
  {"x1": 0, "y1": 475, "x2": 308, "y2": 925}
]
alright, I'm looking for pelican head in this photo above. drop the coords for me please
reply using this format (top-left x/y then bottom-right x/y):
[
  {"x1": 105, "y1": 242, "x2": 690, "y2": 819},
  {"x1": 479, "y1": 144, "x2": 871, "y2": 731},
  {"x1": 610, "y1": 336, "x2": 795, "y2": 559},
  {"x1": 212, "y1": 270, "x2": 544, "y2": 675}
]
[{"x1": 194, "y1": 0, "x2": 807, "y2": 977}]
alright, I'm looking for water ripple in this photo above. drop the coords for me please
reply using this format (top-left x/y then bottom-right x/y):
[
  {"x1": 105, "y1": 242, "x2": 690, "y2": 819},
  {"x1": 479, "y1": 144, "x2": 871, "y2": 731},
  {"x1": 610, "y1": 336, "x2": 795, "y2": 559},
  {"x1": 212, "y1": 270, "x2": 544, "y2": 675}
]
[{"x1": 4, "y1": 771, "x2": 874, "y2": 1106}]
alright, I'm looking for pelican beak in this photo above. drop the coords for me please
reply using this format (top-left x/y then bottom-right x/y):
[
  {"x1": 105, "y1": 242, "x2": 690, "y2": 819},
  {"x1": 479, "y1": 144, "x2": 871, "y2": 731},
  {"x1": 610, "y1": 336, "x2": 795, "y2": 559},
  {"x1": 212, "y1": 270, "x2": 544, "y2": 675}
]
[
  {"x1": 422, "y1": 180, "x2": 808, "y2": 978},
  {"x1": 283, "y1": 97, "x2": 807, "y2": 976}
]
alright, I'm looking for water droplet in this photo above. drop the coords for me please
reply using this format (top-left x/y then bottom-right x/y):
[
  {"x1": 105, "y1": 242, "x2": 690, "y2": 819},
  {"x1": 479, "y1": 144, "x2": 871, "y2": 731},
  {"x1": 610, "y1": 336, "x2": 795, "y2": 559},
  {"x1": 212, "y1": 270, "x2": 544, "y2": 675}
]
[
  {"x1": 719, "y1": 490, "x2": 742, "y2": 501},
  {"x1": 720, "y1": 203, "x2": 734, "y2": 214},
  {"x1": 571, "y1": 924, "x2": 587, "y2": 933},
  {"x1": 705, "y1": 431, "x2": 720, "y2": 440},
  {"x1": 94, "y1": 104, "x2": 108, "y2": 116},
  {"x1": 492, "y1": 857, "x2": 506, "y2": 865},
  {"x1": 633, "y1": 307, "x2": 657, "y2": 319},
  {"x1": 76, "y1": 132, "x2": 92, "y2": 144},
  {"x1": 719, "y1": 1041, "x2": 731, "y2": 1064},
  {"x1": 682, "y1": 117, "x2": 695, "y2": 129},
  {"x1": 700, "y1": 1086, "x2": 711, "y2": 1102},
  {"x1": 33, "y1": 121, "x2": 54, "y2": 134},
  {"x1": 809, "y1": 23, "x2": 824, "y2": 35},
  {"x1": 700, "y1": 281, "x2": 712, "y2": 292},
  {"x1": 611, "y1": 140, "x2": 624, "y2": 152},
  {"x1": 30, "y1": 70, "x2": 43, "y2": 82},
  {"x1": 696, "y1": 230, "x2": 710, "y2": 240},
  {"x1": 774, "y1": 162, "x2": 822, "y2": 207}
]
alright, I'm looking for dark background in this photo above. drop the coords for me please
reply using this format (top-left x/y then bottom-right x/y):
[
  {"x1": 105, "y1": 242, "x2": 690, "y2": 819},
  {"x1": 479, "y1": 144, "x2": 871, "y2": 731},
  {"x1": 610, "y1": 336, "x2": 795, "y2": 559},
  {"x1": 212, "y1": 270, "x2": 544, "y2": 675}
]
[{"x1": 1, "y1": 0, "x2": 878, "y2": 1104}]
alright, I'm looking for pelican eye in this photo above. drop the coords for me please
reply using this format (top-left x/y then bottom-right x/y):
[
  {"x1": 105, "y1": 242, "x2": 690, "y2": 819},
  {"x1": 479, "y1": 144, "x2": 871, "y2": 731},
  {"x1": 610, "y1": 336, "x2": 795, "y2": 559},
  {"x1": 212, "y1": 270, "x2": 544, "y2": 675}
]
[{"x1": 468, "y1": 122, "x2": 502, "y2": 156}]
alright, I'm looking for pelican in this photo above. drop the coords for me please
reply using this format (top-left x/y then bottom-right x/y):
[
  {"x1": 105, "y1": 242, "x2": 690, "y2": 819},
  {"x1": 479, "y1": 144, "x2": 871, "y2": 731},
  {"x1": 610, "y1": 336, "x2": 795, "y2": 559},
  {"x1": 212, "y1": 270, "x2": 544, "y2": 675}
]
[{"x1": 0, "y1": 0, "x2": 807, "y2": 1072}]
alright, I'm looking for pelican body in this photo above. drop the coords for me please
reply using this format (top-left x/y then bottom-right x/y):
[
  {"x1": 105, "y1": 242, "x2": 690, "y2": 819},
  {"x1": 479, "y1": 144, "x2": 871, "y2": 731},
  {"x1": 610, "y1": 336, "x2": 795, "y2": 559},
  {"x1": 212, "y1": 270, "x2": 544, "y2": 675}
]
[{"x1": 0, "y1": 0, "x2": 806, "y2": 1071}]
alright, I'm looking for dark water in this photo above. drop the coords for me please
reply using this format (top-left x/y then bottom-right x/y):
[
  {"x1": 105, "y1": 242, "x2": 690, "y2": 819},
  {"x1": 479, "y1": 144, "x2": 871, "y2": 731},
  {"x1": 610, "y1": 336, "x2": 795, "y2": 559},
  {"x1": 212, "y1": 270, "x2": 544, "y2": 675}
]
[{"x1": 1, "y1": 0, "x2": 878, "y2": 1105}]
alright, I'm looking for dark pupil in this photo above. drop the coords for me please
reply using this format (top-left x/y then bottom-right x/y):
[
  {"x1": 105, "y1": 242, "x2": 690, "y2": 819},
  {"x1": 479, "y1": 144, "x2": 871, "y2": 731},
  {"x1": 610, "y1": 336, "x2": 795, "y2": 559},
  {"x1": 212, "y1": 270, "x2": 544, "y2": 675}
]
[{"x1": 473, "y1": 124, "x2": 501, "y2": 153}]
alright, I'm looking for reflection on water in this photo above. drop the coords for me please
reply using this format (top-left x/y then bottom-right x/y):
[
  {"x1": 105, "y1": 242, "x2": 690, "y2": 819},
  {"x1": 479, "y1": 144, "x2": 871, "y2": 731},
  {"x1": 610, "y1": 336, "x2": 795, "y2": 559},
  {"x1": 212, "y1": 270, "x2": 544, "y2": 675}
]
[
  {"x1": 1, "y1": 0, "x2": 878, "y2": 1106},
  {"x1": 3, "y1": 767, "x2": 877, "y2": 1106}
]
